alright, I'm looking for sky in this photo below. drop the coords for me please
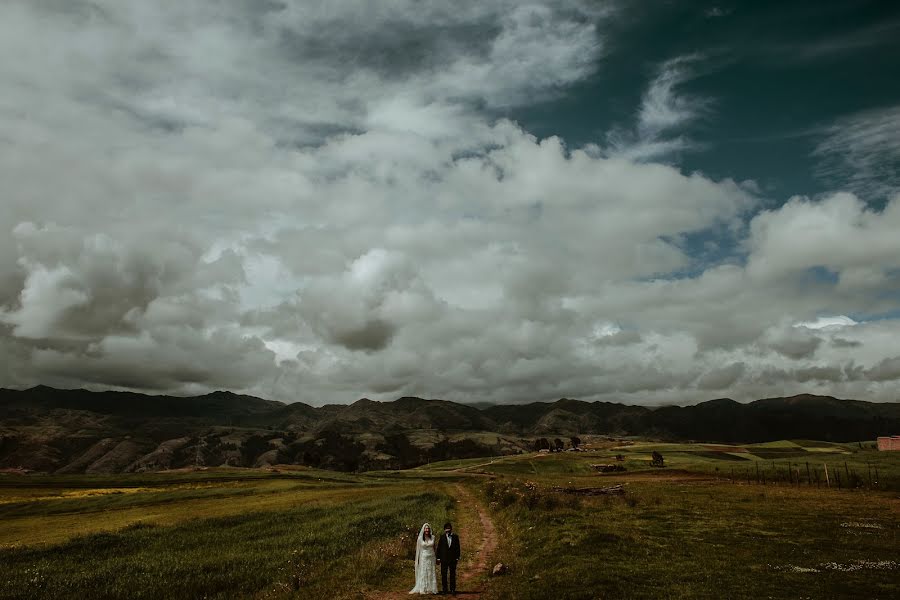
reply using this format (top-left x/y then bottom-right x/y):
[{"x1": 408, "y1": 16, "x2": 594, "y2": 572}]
[{"x1": 1, "y1": 0, "x2": 899, "y2": 406}]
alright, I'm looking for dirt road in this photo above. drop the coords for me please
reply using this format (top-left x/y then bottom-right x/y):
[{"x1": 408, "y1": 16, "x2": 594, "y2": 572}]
[{"x1": 366, "y1": 483, "x2": 496, "y2": 598}]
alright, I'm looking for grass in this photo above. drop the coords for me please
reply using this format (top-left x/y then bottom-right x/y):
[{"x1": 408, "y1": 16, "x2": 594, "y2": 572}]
[
  {"x1": 0, "y1": 473, "x2": 454, "y2": 599},
  {"x1": 0, "y1": 469, "x2": 414, "y2": 547},
  {"x1": 480, "y1": 478, "x2": 899, "y2": 600},
  {"x1": 0, "y1": 480, "x2": 294, "y2": 518},
  {"x1": 1, "y1": 440, "x2": 898, "y2": 599},
  {"x1": 472, "y1": 440, "x2": 900, "y2": 600},
  {"x1": 1, "y1": 490, "x2": 452, "y2": 599}
]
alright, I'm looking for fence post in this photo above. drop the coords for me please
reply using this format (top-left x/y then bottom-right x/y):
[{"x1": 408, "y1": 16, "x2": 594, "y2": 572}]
[{"x1": 824, "y1": 463, "x2": 830, "y2": 487}]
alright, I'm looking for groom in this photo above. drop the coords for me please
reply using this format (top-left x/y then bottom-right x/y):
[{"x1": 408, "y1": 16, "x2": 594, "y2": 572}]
[{"x1": 435, "y1": 521, "x2": 461, "y2": 595}]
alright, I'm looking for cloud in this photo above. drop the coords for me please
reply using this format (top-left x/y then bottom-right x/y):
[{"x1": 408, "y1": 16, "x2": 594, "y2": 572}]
[
  {"x1": 1, "y1": 1, "x2": 899, "y2": 405},
  {"x1": 704, "y1": 7, "x2": 730, "y2": 19},
  {"x1": 638, "y1": 55, "x2": 707, "y2": 139},
  {"x1": 767, "y1": 329, "x2": 823, "y2": 360},
  {"x1": 745, "y1": 193, "x2": 900, "y2": 309},
  {"x1": 294, "y1": 249, "x2": 442, "y2": 352},
  {"x1": 865, "y1": 356, "x2": 900, "y2": 382},
  {"x1": 813, "y1": 105, "x2": 900, "y2": 199},
  {"x1": 31, "y1": 328, "x2": 279, "y2": 392},
  {"x1": 795, "y1": 315, "x2": 857, "y2": 330},
  {"x1": 831, "y1": 337, "x2": 862, "y2": 349},
  {"x1": 775, "y1": 19, "x2": 900, "y2": 62},
  {"x1": 607, "y1": 54, "x2": 710, "y2": 161},
  {"x1": 695, "y1": 362, "x2": 746, "y2": 390}
]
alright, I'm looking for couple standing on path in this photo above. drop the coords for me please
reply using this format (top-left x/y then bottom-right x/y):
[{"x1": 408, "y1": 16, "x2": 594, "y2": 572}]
[{"x1": 409, "y1": 522, "x2": 461, "y2": 595}]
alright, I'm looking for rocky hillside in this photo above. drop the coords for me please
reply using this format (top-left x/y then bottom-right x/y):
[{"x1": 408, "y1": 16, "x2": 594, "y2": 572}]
[{"x1": 2, "y1": 387, "x2": 898, "y2": 473}]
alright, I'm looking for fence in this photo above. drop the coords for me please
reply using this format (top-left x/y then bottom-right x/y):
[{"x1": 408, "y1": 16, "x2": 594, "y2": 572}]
[{"x1": 725, "y1": 460, "x2": 882, "y2": 490}]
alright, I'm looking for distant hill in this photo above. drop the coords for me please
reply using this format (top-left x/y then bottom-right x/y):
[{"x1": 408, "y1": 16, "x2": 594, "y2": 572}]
[
  {"x1": 640, "y1": 394, "x2": 900, "y2": 443},
  {"x1": 1, "y1": 387, "x2": 898, "y2": 473},
  {"x1": 481, "y1": 398, "x2": 648, "y2": 435}
]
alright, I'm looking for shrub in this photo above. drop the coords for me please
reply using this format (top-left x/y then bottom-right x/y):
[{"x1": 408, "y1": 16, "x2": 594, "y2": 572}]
[{"x1": 539, "y1": 494, "x2": 559, "y2": 511}]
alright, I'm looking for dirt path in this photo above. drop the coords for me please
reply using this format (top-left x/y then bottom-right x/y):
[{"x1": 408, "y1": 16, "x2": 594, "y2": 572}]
[
  {"x1": 449, "y1": 459, "x2": 496, "y2": 472},
  {"x1": 366, "y1": 483, "x2": 496, "y2": 598},
  {"x1": 453, "y1": 483, "x2": 497, "y2": 596}
]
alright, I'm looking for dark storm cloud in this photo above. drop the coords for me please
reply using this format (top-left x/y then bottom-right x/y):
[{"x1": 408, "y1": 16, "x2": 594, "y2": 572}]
[
  {"x1": 695, "y1": 362, "x2": 746, "y2": 390},
  {"x1": 832, "y1": 337, "x2": 862, "y2": 348},
  {"x1": 30, "y1": 329, "x2": 279, "y2": 392},
  {"x1": 792, "y1": 365, "x2": 845, "y2": 383},
  {"x1": 768, "y1": 330, "x2": 823, "y2": 360},
  {"x1": 865, "y1": 356, "x2": 900, "y2": 382},
  {"x1": 329, "y1": 319, "x2": 396, "y2": 352}
]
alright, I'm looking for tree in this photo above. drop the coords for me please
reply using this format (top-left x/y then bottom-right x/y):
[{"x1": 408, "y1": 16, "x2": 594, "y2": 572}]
[
  {"x1": 534, "y1": 438, "x2": 550, "y2": 451},
  {"x1": 241, "y1": 434, "x2": 273, "y2": 467},
  {"x1": 569, "y1": 436, "x2": 581, "y2": 449},
  {"x1": 553, "y1": 438, "x2": 565, "y2": 452},
  {"x1": 651, "y1": 451, "x2": 665, "y2": 467}
]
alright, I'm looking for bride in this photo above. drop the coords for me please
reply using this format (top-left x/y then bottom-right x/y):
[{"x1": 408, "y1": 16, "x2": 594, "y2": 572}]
[{"x1": 409, "y1": 522, "x2": 439, "y2": 594}]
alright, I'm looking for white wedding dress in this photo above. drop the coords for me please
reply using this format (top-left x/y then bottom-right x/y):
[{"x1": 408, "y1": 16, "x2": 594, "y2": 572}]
[{"x1": 409, "y1": 523, "x2": 439, "y2": 594}]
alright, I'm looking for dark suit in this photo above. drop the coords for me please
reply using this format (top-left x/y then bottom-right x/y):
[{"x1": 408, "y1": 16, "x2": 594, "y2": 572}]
[{"x1": 435, "y1": 532, "x2": 461, "y2": 593}]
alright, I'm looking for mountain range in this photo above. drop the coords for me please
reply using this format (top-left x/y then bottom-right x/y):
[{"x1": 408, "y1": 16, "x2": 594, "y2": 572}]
[{"x1": 1, "y1": 386, "x2": 898, "y2": 473}]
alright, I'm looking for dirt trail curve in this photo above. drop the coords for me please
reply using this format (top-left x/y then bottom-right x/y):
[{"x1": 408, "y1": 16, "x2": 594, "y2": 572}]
[{"x1": 367, "y1": 483, "x2": 497, "y2": 599}]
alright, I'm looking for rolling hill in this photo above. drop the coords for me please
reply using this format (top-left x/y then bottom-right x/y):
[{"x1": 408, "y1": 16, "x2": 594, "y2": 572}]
[{"x1": 1, "y1": 386, "x2": 898, "y2": 473}]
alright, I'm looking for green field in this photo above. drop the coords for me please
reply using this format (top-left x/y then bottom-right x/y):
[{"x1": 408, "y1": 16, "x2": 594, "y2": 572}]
[{"x1": 1, "y1": 441, "x2": 898, "y2": 599}]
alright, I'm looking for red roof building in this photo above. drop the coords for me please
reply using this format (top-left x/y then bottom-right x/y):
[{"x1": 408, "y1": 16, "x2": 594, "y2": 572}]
[{"x1": 876, "y1": 436, "x2": 900, "y2": 451}]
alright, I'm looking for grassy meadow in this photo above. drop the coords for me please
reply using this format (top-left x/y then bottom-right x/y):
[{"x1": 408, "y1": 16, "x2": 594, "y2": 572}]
[
  {"x1": 1, "y1": 440, "x2": 898, "y2": 599},
  {"x1": 466, "y1": 440, "x2": 900, "y2": 600},
  {"x1": 0, "y1": 469, "x2": 458, "y2": 599}
]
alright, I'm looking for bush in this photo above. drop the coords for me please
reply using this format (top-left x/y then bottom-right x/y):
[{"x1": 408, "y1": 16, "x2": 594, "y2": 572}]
[
  {"x1": 484, "y1": 480, "x2": 582, "y2": 512},
  {"x1": 538, "y1": 494, "x2": 559, "y2": 511},
  {"x1": 561, "y1": 494, "x2": 582, "y2": 510}
]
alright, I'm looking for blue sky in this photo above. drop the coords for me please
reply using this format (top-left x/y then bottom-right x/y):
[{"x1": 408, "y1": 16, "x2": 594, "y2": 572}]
[
  {"x1": 1, "y1": 1, "x2": 899, "y2": 404},
  {"x1": 514, "y1": 1, "x2": 900, "y2": 201}
]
